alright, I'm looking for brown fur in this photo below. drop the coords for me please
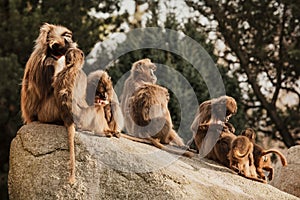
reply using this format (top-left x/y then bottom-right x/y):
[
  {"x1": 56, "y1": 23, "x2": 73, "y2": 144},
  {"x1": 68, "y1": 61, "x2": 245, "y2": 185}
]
[
  {"x1": 121, "y1": 83, "x2": 193, "y2": 157},
  {"x1": 193, "y1": 123, "x2": 236, "y2": 166},
  {"x1": 241, "y1": 128, "x2": 287, "y2": 182},
  {"x1": 88, "y1": 68, "x2": 192, "y2": 157},
  {"x1": 190, "y1": 96, "x2": 237, "y2": 156},
  {"x1": 51, "y1": 48, "x2": 84, "y2": 184},
  {"x1": 120, "y1": 58, "x2": 157, "y2": 134},
  {"x1": 86, "y1": 69, "x2": 192, "y2": 156},
  {"x1": 228, "y1": 134, "x2": 266, "y2": 183},
  {"x1": 86, "y1": 70, "x2": 124, "y2": 137},
  {"x1": 198, "y1": 123, "x2": 236, "y2": 167},
  {"x1": 21, "y1": 23, "x2": 77, "y2": 124},
  {"x1": 229, "y1": 136, "x2": 256, "y2": 176},
  {"x1": 21, "y1": 23, "x2": 78, "y2": 184},
  {"x1": 191, "y1": 96, "x2": 237, "y2": 134}
]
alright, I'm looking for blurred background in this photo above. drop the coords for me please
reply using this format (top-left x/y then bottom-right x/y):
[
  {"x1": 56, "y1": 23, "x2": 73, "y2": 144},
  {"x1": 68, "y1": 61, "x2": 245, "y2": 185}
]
[{"x1": 0, "y1": 0, "x2": 299, "y2": 199}]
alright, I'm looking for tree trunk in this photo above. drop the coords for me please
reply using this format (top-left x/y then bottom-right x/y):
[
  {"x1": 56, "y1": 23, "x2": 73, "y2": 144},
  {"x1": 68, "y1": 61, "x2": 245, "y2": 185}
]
[{"x1": 192, "y1": 0, "x2": 296, "y2": 147}]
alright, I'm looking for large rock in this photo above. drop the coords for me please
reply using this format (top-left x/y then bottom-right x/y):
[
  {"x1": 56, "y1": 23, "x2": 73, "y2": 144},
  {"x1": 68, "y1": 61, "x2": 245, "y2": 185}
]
[
  {"x1": 8, "y1": 123, "x2": 298, "y2": 200},
  {"x1": 271, "y1": 146, "x2": 300, "y2": 198}
]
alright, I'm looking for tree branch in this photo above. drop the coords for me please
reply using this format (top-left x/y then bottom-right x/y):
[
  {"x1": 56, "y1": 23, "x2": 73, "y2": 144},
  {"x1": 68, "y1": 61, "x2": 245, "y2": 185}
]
[
  {"x1": 271, "y1": 4, "x2": 287, "y2": 105},
  {"x1": 187, "y1": 0, "x2": 296, "y2": 147}
]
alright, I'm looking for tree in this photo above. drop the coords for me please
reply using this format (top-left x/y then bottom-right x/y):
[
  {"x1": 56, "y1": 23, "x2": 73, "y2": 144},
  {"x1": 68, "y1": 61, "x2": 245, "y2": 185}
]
[{"x1": 186, "y1": 0, "x2": 299, "y2": 147}]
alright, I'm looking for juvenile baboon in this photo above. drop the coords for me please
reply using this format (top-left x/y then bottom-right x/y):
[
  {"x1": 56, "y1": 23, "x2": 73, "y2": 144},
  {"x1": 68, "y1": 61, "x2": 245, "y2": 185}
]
[
  {"x1": 21, "y1": 23, "x2": 77, "y2": 124},
  {"x1": 228, "y1": 135, "x2": 257, "y2": 178},
  {"x1": 121, "y1": 83, "x2": 193, "y2": 157},
  {"x1": 190, "y1": 96, "x2": 237, "y2": 156},
  {"x1": 241, "y1": 128, "x2": 287, "y2": 181},
  {"x1": 120, "y1": 58, "x2": 157, "y2": 133}
]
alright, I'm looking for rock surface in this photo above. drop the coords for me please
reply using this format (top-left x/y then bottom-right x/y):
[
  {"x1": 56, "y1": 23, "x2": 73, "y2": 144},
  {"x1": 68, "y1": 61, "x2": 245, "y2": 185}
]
[
  {"x1": 8, "y1": 123, "x2": 299, "y2": 200},
  {"x1": 271, "y1": 146, "x2": 300, "y2": 198}
]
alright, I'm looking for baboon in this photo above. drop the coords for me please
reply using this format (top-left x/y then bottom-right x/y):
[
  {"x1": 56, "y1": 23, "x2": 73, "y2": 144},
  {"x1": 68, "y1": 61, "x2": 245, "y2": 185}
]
[
  {"x1": 190, "y1": 96, "x2": 237, "y2": 156},
  {"x1": 86, "y1": 70, "x2": 124, "y2": 136},
  {"x1": 21, "y1": 23, "x2": 77, "y2": 124},
  {"x1": 191, "y1": 96, "x2": 237, "y2": 134},
  {"x1": 228, "y1": 135, "x2": 263, "y2": 181},
  {"x1": 121, "y1": 83, "x2": 193, "y2": 157},
  {"x1": 241, "y1": 128, "x2": 287, "y2": 181},
  {"x1": 120, "y1": 58, "x2": 157, "y2": 133}
]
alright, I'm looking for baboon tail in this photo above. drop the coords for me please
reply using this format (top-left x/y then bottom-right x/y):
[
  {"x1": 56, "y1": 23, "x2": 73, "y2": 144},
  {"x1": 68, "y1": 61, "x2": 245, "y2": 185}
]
[
  {"x1": 150, "y1": 138, "x2": 194, "y2": 158},
  {"x1": 121, "y1": 133, "x2": 194, "y2": 157},
  {"x1": 67, "y1": 124, "x2": 76, "y2": 184},
  {"x1": 262, "y1": 149, "x2": 287, "y2": 166},
  {"x1": 120, "y1": 133, "x2": 153, "y2": 144}
]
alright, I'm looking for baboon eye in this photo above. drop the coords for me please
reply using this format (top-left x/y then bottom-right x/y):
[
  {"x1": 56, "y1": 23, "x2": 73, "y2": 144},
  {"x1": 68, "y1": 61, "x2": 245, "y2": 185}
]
[
  {"x1": 63, "y1": 32, "x2": 72, "y2": 38},
  {"x1": 263, "y1": 156, "x2": 268, "y2": 162},
  {"x1": 150, "y1": 64, "x2": 156, "y2": 71}
]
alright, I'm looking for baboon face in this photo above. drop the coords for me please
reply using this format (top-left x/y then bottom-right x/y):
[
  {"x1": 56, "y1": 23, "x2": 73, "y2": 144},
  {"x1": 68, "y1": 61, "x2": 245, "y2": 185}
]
[
  {"x1": 65, "y1": 48, "x2": 84, "y2": 67},
  {"x1": 95, "y1": 72, "x2": 113, "y2": 106},
  {"x1": 132, "y1": 58, "x2": 157, "y2": 83},
  {"x1": 46, "y1": 24, "x2": 74, "y2": 56}
]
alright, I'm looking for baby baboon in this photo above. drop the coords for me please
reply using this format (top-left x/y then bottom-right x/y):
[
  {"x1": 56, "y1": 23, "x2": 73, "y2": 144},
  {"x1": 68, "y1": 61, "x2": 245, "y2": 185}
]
[
  {"x1": 228, "y1": 134, "x2": 268, "y2": 183},
  {"x1": 241, "y1": 128, "x2": 287, "y2": 181},
  {"x1": 121, "y1": 83, "x2": 193, "y2": 157},
  {"x1": 21, "y1": 23, "x2": 77, "y2": 124},
  {"x1": 120, "y1": 58, "x2": 157, "y2": 133}
]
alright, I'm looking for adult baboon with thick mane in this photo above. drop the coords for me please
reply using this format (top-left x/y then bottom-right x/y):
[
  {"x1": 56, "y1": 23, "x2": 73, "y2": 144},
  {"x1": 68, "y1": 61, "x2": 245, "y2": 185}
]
[
  {"x1": 120, "y1": 58, "x2": 157, "y2": 134},
  {"x1": 21, "y1": 23, "x2": 77, "y2": 124},
  {"x1": 21, "y1": 23, "x2": 115, "y2": 184},
  {"x1": 122, "y1": 83, "x2": 193, "y2": 157},
  {"x1": 21, "y1": 23, "x2": 78, "y2": 183}
]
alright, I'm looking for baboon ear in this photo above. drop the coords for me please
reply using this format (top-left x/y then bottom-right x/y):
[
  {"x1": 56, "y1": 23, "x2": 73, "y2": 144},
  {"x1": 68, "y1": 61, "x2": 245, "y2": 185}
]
[{"x1": 241, "y1": 128, "x2": 256, "y2": 141}]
